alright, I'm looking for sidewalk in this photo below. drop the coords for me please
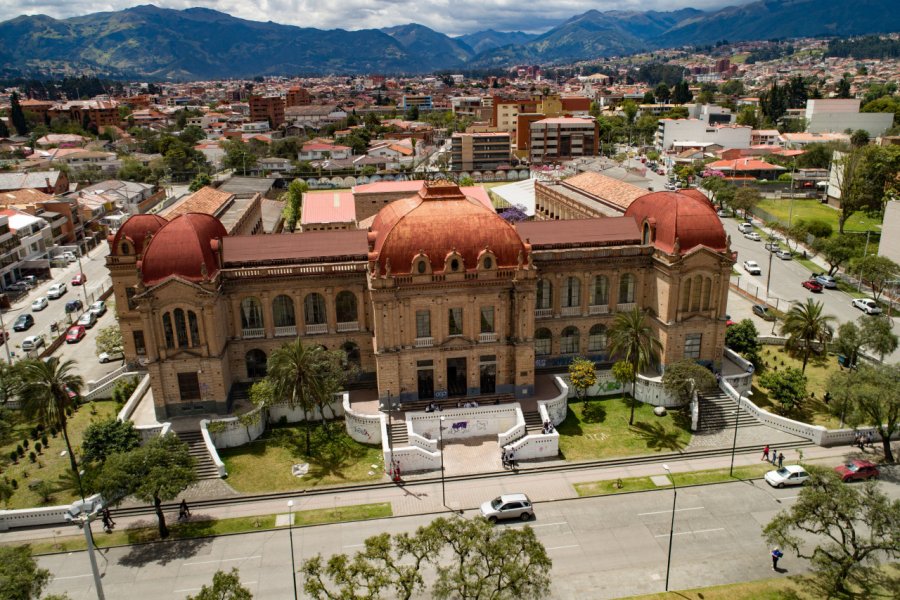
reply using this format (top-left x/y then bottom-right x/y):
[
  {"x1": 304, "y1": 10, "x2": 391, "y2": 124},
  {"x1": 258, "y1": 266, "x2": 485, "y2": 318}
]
[{"x1": 0, "y1": 443, "x2": 865, "y2": 545}]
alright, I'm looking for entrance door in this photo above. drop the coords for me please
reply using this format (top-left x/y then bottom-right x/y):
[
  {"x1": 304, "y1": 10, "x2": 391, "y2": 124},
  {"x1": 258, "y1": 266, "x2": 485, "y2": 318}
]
[
  {"x1": 417, "y1": 368, "x2": 434, "y2": 400},
  {"x1": 446, "y1": 357, "x2": 467, "y2": 397},
  {"x1": 479, "y1": 363, "x2": 496, "y2": 394}
]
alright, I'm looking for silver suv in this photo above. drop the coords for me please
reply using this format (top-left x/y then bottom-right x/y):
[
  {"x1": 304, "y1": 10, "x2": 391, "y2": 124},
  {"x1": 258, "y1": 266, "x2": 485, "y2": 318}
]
[{"x1": 480, "y1": 493, "x2": 534, "y2": 523}]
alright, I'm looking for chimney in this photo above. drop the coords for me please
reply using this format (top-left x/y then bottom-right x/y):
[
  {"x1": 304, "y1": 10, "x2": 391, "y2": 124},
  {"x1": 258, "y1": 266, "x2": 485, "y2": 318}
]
[{"x1": 45, "y1": 177, "x2": 51, "y2": 192}]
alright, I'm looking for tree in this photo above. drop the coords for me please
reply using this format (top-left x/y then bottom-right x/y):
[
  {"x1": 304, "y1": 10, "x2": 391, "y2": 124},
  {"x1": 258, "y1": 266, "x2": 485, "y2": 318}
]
[
  {"x1": 9, "y1": 92, "x2": 28, "y2": 135},
  {"x1": 812, "y1": 235, "x2": 862, "y2": 276},
  {"x1": 661, "y1": 360, "x2": 717, "y2": 405},
  {"x1": 829, "y1": 363, "x2": 899, "y2": 462},
  {"x1": 0, "y1": 118, "x2": 9, "y2": 138},
  {"x1": 17, "y1": 357, "x2": 85, "y2": 498},
  {"x1": 831, "y1": 148, "x2": 867, "y2": 233},
  {"x1": 834, "y1": 321, "x2": 864, "y2": 369},
  {"x1": 222, "y1": 139, "x2": 257, "y2": 175},
  {"x1": 0, "y1": 479, "x2": 12, "y2": 508},
  {"x1": 801, "y1": 219, "x2": 832, "y2": 239},
  {"x1": 725, "y1": 319, "x2": 762, "y2": 364},
  {"x1": 835, "y1": 75, "x2": 852, "y2": 99},
  {"x1": 281, "y1": 179, "x2": 308, "y2": 233},
  {"x1": 96, "y1": 433, "x2": 196, "y2": 539},
  {"x1": 405, "y1": 105, "x2": 419, "y2": 121},
  {"x1": 94, "y1": 325, "x2": 123, "y2": 358},
  {"x1": 0, "y1": 545, "x2": 52, "y2": 600},
  {"x1": 735, "y1": 105, "x2": 759, "y2": 128},
  {"x1": 671, "y1": 81, "x2": 693, "y2": 104},
  {"x1": 720, "y1": 79, "x2": 745, "y2": 97},
  {"x1": 654, "y1": 83, "x2": 671, "y2": 104},
  {"x1": 302, "y1": 516, "x2": 551, "y2": 600},
  {"x1": 780, "y1": 299, "x2": 836, "y2": 373},
  {"x1": 758, "y1": 367, "x2": 808, "y2": 413},
  {"x1": 117, "y1": 158, "x2": 151, "y2": 183},
  {"x1": 608, "y1": 307, "x2": 662, "y2": 425},
  {"x1": 189, "y1": 173, "x2": 212, "y2": 192},
  {"x1": 621, "y1": 100, "x2": 638, "y2": 126},
  {"x1": 850, "y1": 129, "x2": 870, "y2": 147},
  {"x1": 568, "y1": 357, "x2": 597, "y2": 404},
  {"x1": 498, "y1": 203, "x2": 527, "y2": 223},
  {"x1": 764, "y1": 468, "x2": 900, "y2": 598},
  {"x1": 187, "y1": 568, "x2": 253, "y2": 600},
  {"x1": 81, "y1": 418, "x2": 140, "y2": 464},
  {"x1": 730, "y1": 187, "x2": 760, "y2": 218},
  {"x1": 852, "y1": 254, "x2": 900, "y2": 301},
  {"x1": 860, "y1": 315, "x2": 898, "y2": 361}
]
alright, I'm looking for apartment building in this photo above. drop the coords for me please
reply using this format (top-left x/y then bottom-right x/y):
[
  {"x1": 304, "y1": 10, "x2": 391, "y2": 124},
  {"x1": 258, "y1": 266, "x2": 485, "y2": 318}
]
[
  {"x1": 249, "y1": 95, "x2": 285, "y2": 129},
  {"x1": 401, "y1": 95, "x2": 433, "y2": 110},
  {"x1": 805, "y1": 99, "x2": 893, "y2": 137},
  {"x1": 450, "y1": 133, "x2": 511, "y2": 172},
  {"x1": 285, "y1": 86, "x2": 311, "y2": 107},
  {"x1": 529, "y1": 118, "x2": 599, "y2": 164}
]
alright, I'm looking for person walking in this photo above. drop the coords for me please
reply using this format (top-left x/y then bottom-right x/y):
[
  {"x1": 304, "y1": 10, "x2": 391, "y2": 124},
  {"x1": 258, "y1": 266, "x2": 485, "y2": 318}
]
[
  {"x1": 770, "y1": 447, "x2": 777, "y2": 465},
  {"x1": 762, "y1": 445, "x2": 770, "y2": 462},
  {"x1": 777, "y1": 452, "x2": 784, "y2": 468},
  {"x1": 772, "y1": 547, "x2": 783, "y2": 571},
  {"x1": 178, "y1": 499, "x2": 191, "y2": 521}
]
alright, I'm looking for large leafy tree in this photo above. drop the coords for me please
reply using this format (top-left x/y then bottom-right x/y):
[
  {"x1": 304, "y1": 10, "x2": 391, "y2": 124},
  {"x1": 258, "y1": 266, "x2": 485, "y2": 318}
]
[
  {"x1": 730, "y1": 187, "x2": 761, "y2": 218},
  {"x1": 281, "y1": 178, "x2": 308, "y2": 232},
  {"x1": 80, "y1": 418, "x2": 140, "y2": 464},
  {"x1": 758, "y1": 367, "x2": 808, "y2": 413},
  {"x1": 94, "y1": 325, "x2": 123, "y2": 358},
  {"x1": 828, "y1": 363, "x2": 899, "y2": 462},
  {"x1": 725, "y1": 319, "x2": 762, "y2": 363},
  {"x1": 661, "y1": 360, "x2": 717, "y2": 405},
  {"x1": 860, "y1": 315, "x2": 898, "y2": 361},
  {"x1": 834, "y1": 321, "x2": 865, "y2": 369},
  {"x1": 18, "y1": 357, "x2": 85, "y2": 498},
  {"x1": 780, "y1": 298, "x2": 836, "y2": 372},
  {"x1": 568, "y1": 357, "x2": 597, "y2": 404},
  {"x1": 764, "y1": 468, "x2": 900, "y2": 598},
  {"x1": 96, "y1": 433, "x2": 196, "y2": 539},
  {"x1": 608, "y1": 307, "x2": 662, "y2": 425},
  {"x1": 851, "y1": 254, "x2": 900, "y2": 301},
  {"x1": 187, "y1": 568, "x2": 253, "y2": 600},
  {"x1": 812, "y1": 235, "x2": 863, "y2": 276},
  {"x1": 0, "y1": 545, "x2": 52, "y2": 600}
]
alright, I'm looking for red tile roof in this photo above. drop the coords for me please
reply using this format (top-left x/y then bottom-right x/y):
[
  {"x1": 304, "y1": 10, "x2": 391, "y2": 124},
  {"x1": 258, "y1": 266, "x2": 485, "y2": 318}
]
[
  {"x1": 516, "y1": 217, "x2": 640, "y2": 248},
  {"x1": 221, "y1": 230, "x2": 369, "y2": 266}
]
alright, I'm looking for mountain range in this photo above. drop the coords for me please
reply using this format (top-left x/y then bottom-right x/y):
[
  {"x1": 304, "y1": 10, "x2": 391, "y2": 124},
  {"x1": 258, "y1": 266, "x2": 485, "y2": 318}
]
[{"x1": 0, "y1": 1, "x2": 898, "y2": 79}]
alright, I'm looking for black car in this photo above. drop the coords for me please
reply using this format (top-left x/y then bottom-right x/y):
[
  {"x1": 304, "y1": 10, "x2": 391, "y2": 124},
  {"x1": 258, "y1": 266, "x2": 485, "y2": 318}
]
[
  {"x1": 65, "y1": 299, "x2": 83, "y2": 314},
  {"x1": 13, "y1": 313, "x2": 34, "y2": 331}
]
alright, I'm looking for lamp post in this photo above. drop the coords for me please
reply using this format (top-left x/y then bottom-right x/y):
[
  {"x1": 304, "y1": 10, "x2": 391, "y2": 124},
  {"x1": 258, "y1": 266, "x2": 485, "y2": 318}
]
[
  {"x1": 662, "y1": 464, "x2": 677, "y2": 592},
  {"x1": 439, "y1": 415, "x2": 447, "y2": 510},
  {"x1": 729, "y1": 390, "x2": 743, "y2": 477},
  {"x1": 66, "y1": 496, "x2": 106, "y2": 600},
  {"x1": 287, "y1": 500, "x2": 298, "y2": 600},
  {"x1": 75, "y1": 249, "x2": 89, "y2": 308}
]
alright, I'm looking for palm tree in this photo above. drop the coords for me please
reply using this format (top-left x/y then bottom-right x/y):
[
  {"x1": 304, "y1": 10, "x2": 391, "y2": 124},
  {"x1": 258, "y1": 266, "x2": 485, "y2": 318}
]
[
  {"x1": 780, "y1": 298, "x2": 836, "y2": 373},
  {"x1": 608, "y1": 307, "x2": 663, "y2": 425},
  {"x1": 18, "y1": 357, "x2": 85, "y2": 499}
]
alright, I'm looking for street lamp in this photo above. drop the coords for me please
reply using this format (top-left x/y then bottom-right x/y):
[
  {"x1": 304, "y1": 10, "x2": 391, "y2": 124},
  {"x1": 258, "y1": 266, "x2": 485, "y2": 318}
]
[
  {"x1": 287, "y1": 500, "x2": 298, "y2": 600},
  {"x1": 75, "y1": 248, "x2": 89, "y2": 308},
  {"x1": 439, "y1": 415, "x2": 447, "y2": 510},
  {"x1": 65, "y1": 495, "x2": 106, "y2": 600},
  {"x1": 662, "y1": 464, "x2": 677, "y2": 592}
]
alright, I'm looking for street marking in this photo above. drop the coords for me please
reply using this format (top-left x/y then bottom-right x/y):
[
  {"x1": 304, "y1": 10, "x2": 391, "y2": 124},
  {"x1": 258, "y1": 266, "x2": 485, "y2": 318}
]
[
  {"x1": 184, "y1": 555, "x2": 261, "y2": 566},
  {"x1": 546, "y1": 544, "x2": 580, "y2": 550},
  {"x1": 53, "y1": 574, "x2": 92, "y2": 580},
  {"x1": 780, "y1": 496, "x2": 799, "y2": 501},
  {"x1": 529, "y1": 521, "x2": 567, "y2": 528},
  {"x1": 638, "y1": 507, "x2": 704, "y2": 516},
  {"x1": 343, "y1": 543, "x2": 365, "y2": 548},
  {"x1": 655, "y1": 527, "x2": 724, "y2": 538}
]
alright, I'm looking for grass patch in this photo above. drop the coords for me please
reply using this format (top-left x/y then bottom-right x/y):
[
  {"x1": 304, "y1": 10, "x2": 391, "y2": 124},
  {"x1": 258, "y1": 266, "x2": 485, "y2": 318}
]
[
  {"x1": 757, "y1": 199, "x2": 882, "y2": 234},
  {"x1": 0, "y1": 400, "x2": 118, "y2": 509},
  {"x1": 220, "y1": 420, "x2": 384, "y2": 493},
  {"x1": 574, "y1": 476, "x2": 657, "y2": 497},
  {"x1": 557, "y1": 396, "x2": 693, "y2": 462},
  {"x1": 753, "y1": 347, "x2": 842, "y2": 429},
  {"x1": 294, "y1": 502, "x2": 391, "y2": 526},
  {"x1": 575, "y1": 464, "x2": 775, "y2": 498}
]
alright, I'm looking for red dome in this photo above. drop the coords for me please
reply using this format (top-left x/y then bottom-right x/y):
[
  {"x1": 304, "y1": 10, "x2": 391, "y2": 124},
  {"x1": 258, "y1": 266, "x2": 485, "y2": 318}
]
[
  {"x1": 625, "y1": 190, "x2": 727, "y2": 255},
  {"x1": 369, "y1": 181, "x2": 527, "y2": 275},
  {"x1": 109, "y1": 214, "x2": 168, "y2": 256},
  {"x1": 139, "y1": 213, "x2": 227, "y2": 285},
  {"x1": 678, "y1": 188, "x2": 714, "y2": 206}
]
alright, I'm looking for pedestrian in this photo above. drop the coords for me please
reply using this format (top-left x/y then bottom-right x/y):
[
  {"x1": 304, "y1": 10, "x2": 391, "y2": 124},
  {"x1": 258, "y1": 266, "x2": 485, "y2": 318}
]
[
  {"x1": 178, "y1": 499, "x2": 191, "y2": 521},
  {"x1": 761, "y1": 445, "x2": 770, "y2": 462},
  {"x1": 771, "y1": 547, "x2": 783, "y2": 571},
  {"x1": 770, "y1": 447, "x2": 777, "y2": 465},
  {"x1": 508, "y1": 449, "x2": 517, "y2": 469},
  {"x1": 501, "y1": 449, "x2": 509, "y2": 469},
  {"x1": 866, "y1": 431, "x2": 874, "y2": 449},
  {"x1": 823, "y1": 391, "x2": 831, "y2": 406},
  {"x1": 777, "y1": 452, "x2": 784, "y2": 468},
  {"x1": 858, "y1": 435, "x2": 866, "y2": 451}
]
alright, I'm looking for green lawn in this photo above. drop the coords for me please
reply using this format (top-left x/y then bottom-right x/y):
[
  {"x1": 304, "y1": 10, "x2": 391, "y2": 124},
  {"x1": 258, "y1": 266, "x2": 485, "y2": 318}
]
[
  {"x1": 557, "y1": 396, "x2": 693, "y2": 462},
  {"x1": 575, "y1": 464, "x2": 779, "y2": 497},
  {"x1": 757, "y1": 199, "x2": 882, "y2": 234},
  {"x1": 752, "y1": 347, "x2": 842, "y2": 429},
  {"x1": 220, "y1": 420, "x2": 385, "y2": 493},
  {"x1": 294, "y1": 502, "x2": 391, "y2": 526},
  {"x1": 0, "y1": 400, "x2": 118, "y2": 509}
]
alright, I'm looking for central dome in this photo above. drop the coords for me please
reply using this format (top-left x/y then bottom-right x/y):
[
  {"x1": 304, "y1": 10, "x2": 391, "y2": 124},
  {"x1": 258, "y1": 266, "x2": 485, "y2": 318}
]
[
  {"x1": 625, "y1": 190, "x2": 726, "y2": 255},
  {"x1": 369, "y1": 181, "x2": 527, "y2": 275}
]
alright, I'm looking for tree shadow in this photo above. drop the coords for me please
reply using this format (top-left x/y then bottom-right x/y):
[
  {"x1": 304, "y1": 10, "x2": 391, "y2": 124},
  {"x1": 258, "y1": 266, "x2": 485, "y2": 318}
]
[
  {"x1": 630, "y1": 421, "x2": 686, "y2": 452},
  {"x1": 117, "y1": 536, "x2": 213, "y2": 567},
  {"x1": 581, "y1": 402, "x2": 607, "y2": 424}
]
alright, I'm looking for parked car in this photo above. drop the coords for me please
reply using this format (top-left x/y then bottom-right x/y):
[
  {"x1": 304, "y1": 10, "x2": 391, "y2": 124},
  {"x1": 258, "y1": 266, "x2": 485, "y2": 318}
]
[
  {"x1": 77, "y1": 311, "x2": 98, "y2": 329},
  {"x1": 834, "y1": 459, "x2": 880, "y2": 482},
  {"x1": 814, "y1": 274, "x2": 837, "y2": 289},
  {"x1": 71, "y1": 272, "x2": 87, "y2": 286},
  {"x1": 65, "y1": 325, "x2": 86, "y2": 344},
  {"x1": 61, "y1": 252, "x2": 77, "y2": 263},
  {"x1": 31, "y1": 296, "x2": 49, "y2": 311},
  {"x1": 47, "y1": 282, "x2": 67, "y2": 299},
  {"x1": 743, "y1": 260, "x2": 762, "y2": 275},
  {"x1": 13, "y1": 313, "x2": 34, "y2": 331},
  {"x1": 802, "y1": 279, "x2": 824, "y2": 293},
  {"x1": 21, "y1": 335, "x2": 44, "y2": 352},
  {"x1": 737, "y1": 222, "x2": 753, "y2": 234},
  {"x1": 744, "y1": 232, "x2": 762, "y2": 241},
  {"x1": 717, "y1": 209, "x2": 730, "y2": 217},
  {"x1": 7, "y1": 281, "x2": 31, "y2": 292},
  {"x1": 480, "y1": 493, "x2": 534, "y2": 523},
  {"x1": 776, "y1": 250, "x2": 793, "y2": 260},
  {"x1": 852, "y1": 298, "x2": 882, "y2": 315},
  {"x1": 65, "y1": 299, "x2": 83, "y2": 313},
  {"x1": 21, "y1": 275, "x2": 37, "y2": 287},
  {"x1": 752, "y1": 304, "x2": 774, "y2": 320},
  {"x1": 98, "y1": 350, "x2": 125, "y2": 364},
  {"x1": 764, "y1": 242, "x2": 780, "y2": 252},
  {"x1": 89, "y1": 300, "x2": 107, "y2": 316},
  {"x1": 765, "y1": 465, "x2": 810, "y2": 488}
]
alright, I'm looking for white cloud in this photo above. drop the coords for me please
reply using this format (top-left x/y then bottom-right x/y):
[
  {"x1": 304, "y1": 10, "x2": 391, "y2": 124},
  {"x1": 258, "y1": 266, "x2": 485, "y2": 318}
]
[{"x1": 3, "y1": 0, "x2": 746, "y2": 36}]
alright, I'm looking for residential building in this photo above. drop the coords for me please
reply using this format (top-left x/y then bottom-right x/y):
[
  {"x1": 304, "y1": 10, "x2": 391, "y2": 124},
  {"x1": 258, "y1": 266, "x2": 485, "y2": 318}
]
[
  {"x1": 535, "y1": 172, "x2": 648, "y2": 219},
  {"x1": 49, "y1": 99, "x2": 119, "y2": 130},
  {"x1": 285, "y1": 86, "x2": 311, "y2": 107},
  {"x1": 705, "y1": 158, "x2": 786, "y2": 180},
  {"x1": 249, "y1": 95, "x2": 285, "y2": 129},
  {"x1": 655, "y1": 120, "x2": 751, "y2": 151},
  {"x1": 299, "y1": 143, "x2": 352, "y2": 161},
  {"x1": 529, "y1": 118, "x2": 599, "y2": 164},
  {"x1": 450, "y1": 133, "x2": 511, "y2": 172},
  {"x1": 804, "y1": 99, "x2": 894, "y2": 137},
  {"x1": 0, "y1": 171, "x2": 70, "y2": 195},
  {"x1": 401, "y1": 95, "x2": 433, "y2": 110}
]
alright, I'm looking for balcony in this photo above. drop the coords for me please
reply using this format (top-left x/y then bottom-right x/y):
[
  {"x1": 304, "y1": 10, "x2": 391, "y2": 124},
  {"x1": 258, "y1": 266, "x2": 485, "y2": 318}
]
[
  {"x1": 274, "y1": 325, "x2": 297, "y2": 337},
  {"x1": 616, "y1": 303, "x2": 637, "y2": 312},
  {"x1": 535, "y1": 308, "x2": 552, "y2": 319},
  {"x1": 478, "y1": 332, "x2": 498, "y2": 343},
  {"x1": 415, "y1": 337, "x2": 434, "y2": 348},
  {"x1": 242, "y1": 328, "x2": 265, "y2": 339},
  {"x1": 336, "y1": 321, "x2": 360, "y2": 333},
  {"x1": 589, "y1": 305, "x2": 610, "y2": 315},
  {"x1": 305, "y1": 323, "x2": 328, "y2": 335},
  {"x1": 560, "y1": 306, "x2": 581, "y2": 317}
]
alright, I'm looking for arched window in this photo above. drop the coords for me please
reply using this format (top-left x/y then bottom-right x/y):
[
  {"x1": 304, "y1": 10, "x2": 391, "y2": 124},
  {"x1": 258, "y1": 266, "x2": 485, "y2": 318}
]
[
  {"x1": 560, "y1": 326, "x2": 580, "y2": 354},
  {"x1": 562, "y1": 276, "x2": 581, "y2": 308},
  {"x1": 642, "y1": 223, "x2": 652, "y2": 245},
  {"x1": 588, "y1": 324, "x2": 607, "y2": 352},
  {"x1": 245, "y1": 349, "x2": 267, "y2": 379},
  {"x1": 272, "y1": 295, "x2": 295, "y2": 327},
  {"x1": 342, "y1": 341, "x2": 361, "y2": 369},
  {"x1": 592, "y1": 275, "x2": 609, "y2": 306},
  {"x1": 534, "y1": 328, "x2": 552, "y2": 356},
  {"x1": 690, "y1": 275, "x2": 702, "y2": 312},
  {"x1": 162, "y1": 312, "x2": 174, "y2": 349},
  {"x1": 618, "y1": 273, "x2": 635, "y2": 304},
  {"x1": 240, "y1": 297, "x2": 264, "y2": 329},
  {"x1": 702, "y1": 277, "x2": 712, "y2": 311},
  {"x1": 304, "y1": 293, "x2": 326, "y2": 325},
  {"x1": 188, "y1": 311, "x2": 200, "y2": 347},
  {"x1": 536, "y1": 278, "x2": 553, "y2": 310},
  {"x1": 335, "y1": 291, "x2": 358, "y2": 323},
  {"x1": 681, "y1": 278, "x2": 692, "y2": 312},
  {"x1": 174, "y1": 308, "x2": 188, "y2": 348}
]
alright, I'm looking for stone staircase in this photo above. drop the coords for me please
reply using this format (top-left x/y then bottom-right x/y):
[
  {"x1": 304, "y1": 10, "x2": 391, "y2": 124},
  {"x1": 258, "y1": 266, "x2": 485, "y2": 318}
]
[
  {"x1": 387, "y1": 422, "x2": 409, "y2": 447},
  {"x1": 176, "y1": 430, "x2": 221, "y2": 480},
  {"x1": 698, "y1": 390, "x2": 758, "y2": 433},
  {"x1": 523, "y1": 410, "x2": 544, "y2": 436}
]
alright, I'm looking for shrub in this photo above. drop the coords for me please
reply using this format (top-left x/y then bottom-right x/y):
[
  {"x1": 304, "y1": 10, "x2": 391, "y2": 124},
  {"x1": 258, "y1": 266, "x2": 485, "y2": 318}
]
[
  {"x1": 11, "y1": 479, "x2": 17, "y2": 489},
  {"x1": 22, "y1": 439, "x2": 28, "y2": 450},
  {"x1": 28, "y1": 452, "x2": 36, "y2": 463},
  {"x1": 9, "y1": 450, "x2": 18, "y2": 463},
  {"x1": 16, "y1": 445, "x2": 24, "y2": 457},
  {"x1": 41, "y1": 435, "x2": 48, "y2": 447},
  {"x1": 30, "y1": 427, "x2": 39, "y2": 440},
  {"x1": 34, "y1": 442, "x2": 42, "y2": 454}
]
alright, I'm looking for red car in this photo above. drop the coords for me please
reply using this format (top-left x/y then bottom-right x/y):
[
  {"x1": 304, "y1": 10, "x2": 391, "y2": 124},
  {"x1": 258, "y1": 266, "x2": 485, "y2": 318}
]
[
  {"x1": 801, "y1": 279, "x2": 823, "y2": 293},
  {"x1": 65, "y1": 325, "x2": 86, "y2": 343},
  {"x1": 834, "y1": 459, "x2": 879, "y2": 482},
  {"x1": 71, "y1": 272, "x2": 87, "y2": 286}
]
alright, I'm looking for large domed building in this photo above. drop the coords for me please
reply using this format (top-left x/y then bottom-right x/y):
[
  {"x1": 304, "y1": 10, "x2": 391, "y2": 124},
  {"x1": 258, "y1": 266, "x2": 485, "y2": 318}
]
[{"x1": 107, "y1": 181, "x2": 733, "y2": 419}]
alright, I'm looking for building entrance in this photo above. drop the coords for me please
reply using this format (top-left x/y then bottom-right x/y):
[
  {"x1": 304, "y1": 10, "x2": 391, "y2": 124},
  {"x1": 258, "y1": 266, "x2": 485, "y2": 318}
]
[{"x1": 446, "y1": 357, "x2": 467, "y2": 397}]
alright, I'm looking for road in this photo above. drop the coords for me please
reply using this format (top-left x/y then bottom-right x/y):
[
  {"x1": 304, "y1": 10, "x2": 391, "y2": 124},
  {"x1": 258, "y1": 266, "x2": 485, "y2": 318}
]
[{"x1": 38, "y1": 473, "x2": 900, "y2": 599}]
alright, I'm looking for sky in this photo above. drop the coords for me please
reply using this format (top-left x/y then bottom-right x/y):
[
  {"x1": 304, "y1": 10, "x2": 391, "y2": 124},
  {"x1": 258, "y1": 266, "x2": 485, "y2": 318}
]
[{"x1": 3, "y1": 0, "x2": 747, "y2": 36}]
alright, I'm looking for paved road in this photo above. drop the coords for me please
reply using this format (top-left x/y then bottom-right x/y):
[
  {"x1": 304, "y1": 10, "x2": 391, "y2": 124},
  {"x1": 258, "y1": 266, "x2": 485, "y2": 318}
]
[{"x1": 37, "y1": 472, "x2": 900, "y2": 599}]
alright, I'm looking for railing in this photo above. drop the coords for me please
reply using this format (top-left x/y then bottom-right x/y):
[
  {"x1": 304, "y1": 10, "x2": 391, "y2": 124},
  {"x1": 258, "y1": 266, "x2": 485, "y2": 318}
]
[
  {"x1": 535, "y1": 308, "x2": 552, "y2": 319},
  {"x1": 561, "y1": 306, "x2": 581, "y2": 317},
  {"x1": 305, "y1": 323, "x2": 328, "y2": 335},
  {"x1": 588, "y1": 304, "x2": 610, "y2": 315},
  {"x1": 242, "y1": 328, "x2": 265, "y2": 339},
  {"x1": 274, "y1": 325, "x2": 297, "y2": 337},
  {"x1": 415, "y1": 337, "x2": 434, "y2": 348},
  {"x1": 336, "y1": 321, "x2": 360, "y2": 332},
  {"x1": 87, "y1": 364, "x2": 129, "y2": 391},
  {"x1": 616, "y1": 303, "x2": 637, "y2": 312},
  {"x1": 199, "y1": 420, "x2": 228, "y2": 478},
  {"x1": 478, "y1": 332, "x2": 498, "y2": 343},
  {"x1": 225, "y1": 262, "x2": 368, "y2": 279}
]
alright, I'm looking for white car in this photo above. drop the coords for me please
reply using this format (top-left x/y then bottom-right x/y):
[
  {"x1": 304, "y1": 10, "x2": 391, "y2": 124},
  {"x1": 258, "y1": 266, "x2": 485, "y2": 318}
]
[
  {"x1": 77, "y1": 311, "x2": 98, "y2": 329},
  {"x1": 737, "y1": 222, "x2": 753, "y2": 234},
  {"x1": 89, "y1": 300, "x2": 107, "y2": 317},
  {"x1": 47, "y1": 282, "x2": 67, "y2": 299},
  {"x1": 480, "y1": 493, "x2": 534, "y2": 523},
  {"x1": 743, "y1": 260, "x2": 761, "y2": 275},
  {"x1": 765, "y1": 465, "x2": 810, "y2": 488},
  {"x1": 98, "y1": 350, "x2": 124, "y2": 364},
  {"x1": 31, "y1": 296, "x2": 49, "y2": 311},
  {"x1": 21, "y1": 335, "x2": 45, "y2": 352},
  {"x1": 852, "y1": 298, "x2": 882, "y2": 315},
  {"x1": 744, "y1": 232, "x2": 761, "y2": 241}
]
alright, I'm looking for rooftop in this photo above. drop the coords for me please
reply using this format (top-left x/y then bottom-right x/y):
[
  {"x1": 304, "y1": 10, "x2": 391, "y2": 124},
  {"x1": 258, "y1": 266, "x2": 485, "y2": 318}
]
[
  {"x1": 221, "y1": 229, "x2": 369, "y2": 266},
  {"x1": 516, "y1": 217, "x2": 641, "y2": 249}
]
